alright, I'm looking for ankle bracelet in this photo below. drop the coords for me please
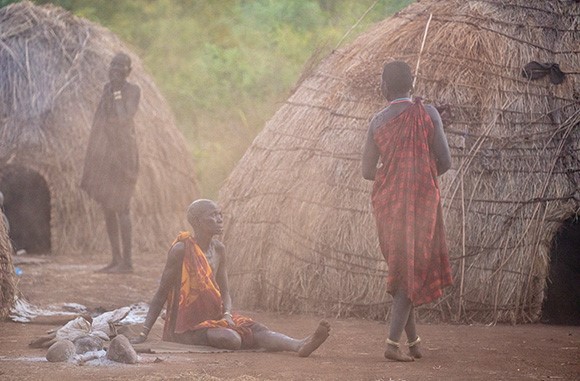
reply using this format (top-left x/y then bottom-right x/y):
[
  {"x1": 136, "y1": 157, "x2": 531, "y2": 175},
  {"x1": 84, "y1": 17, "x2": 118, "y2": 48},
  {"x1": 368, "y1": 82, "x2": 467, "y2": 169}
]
[
  {"x1": 386, "y1": 338, "x2": 400, "y2": 347},
  {"x1": 407, "y1": 336, "x2": 421, "y2": 347}
]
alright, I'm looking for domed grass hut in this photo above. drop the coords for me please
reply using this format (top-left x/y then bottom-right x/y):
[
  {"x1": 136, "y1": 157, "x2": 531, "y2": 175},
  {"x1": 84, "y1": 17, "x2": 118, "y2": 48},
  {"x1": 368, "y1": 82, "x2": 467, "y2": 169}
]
[
  {"x1": 0, "y1": 2, "x2": 198, "y2": 255},
  {"x1": 219, "y1": 0, "x2": 580, "y2": 324},
  {"x1": 0, "y1": 210, "x2": 16, "y2": 319}
]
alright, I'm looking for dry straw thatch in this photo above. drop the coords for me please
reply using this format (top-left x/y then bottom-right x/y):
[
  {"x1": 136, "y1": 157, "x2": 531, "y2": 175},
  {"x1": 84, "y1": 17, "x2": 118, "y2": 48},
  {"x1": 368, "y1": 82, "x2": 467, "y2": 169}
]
[
  {"x1": 219, "y1": 0, "x2": 580, "y2": 324},
  {"x1": 0, "y1": 210, "x2": 15, "y2": 318},
  {"x1": 0, "y1": 2, "x2": 198, "y2": 255}
]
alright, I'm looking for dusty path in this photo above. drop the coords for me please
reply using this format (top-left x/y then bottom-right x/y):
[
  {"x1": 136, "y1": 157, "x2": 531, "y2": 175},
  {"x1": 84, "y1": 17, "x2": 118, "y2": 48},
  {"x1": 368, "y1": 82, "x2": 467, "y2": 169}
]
[{"x1": 0, "y1": 251, "x2": 578, "y2": 380}]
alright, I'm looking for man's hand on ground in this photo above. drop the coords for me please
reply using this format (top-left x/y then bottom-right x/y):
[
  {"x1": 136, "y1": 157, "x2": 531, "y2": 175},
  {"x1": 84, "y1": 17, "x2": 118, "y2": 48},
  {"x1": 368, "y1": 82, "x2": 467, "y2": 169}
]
[{"x1": 130, "y1": 333, "x2": 147, "y2": 345}]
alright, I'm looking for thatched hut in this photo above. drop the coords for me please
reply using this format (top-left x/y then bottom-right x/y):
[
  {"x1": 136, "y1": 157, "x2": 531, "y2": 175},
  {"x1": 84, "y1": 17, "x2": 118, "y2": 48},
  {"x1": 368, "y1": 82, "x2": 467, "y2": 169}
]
[
  {"x1": 0, "y1": 209, "x2": 16, "y2": 319},
  {"x1": 219, "y1": 0, "x2": 579, "y2": 324},
  {"x1": 0, "y1": 2, "x2": 198, "y2": 255}
]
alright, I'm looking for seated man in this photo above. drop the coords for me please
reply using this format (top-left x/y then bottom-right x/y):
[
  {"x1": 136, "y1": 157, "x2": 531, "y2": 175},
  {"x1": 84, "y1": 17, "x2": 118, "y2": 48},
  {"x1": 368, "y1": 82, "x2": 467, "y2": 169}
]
[{"x1": 132, "y1": 199, "x2": 330, "y2": 356}]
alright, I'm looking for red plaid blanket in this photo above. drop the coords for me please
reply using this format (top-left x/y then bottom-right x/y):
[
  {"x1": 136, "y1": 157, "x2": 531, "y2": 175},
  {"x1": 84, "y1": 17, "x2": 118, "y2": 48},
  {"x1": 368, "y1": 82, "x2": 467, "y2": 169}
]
[{"x1": 371, "y1": 100, "x2": 452, "y2": 306}]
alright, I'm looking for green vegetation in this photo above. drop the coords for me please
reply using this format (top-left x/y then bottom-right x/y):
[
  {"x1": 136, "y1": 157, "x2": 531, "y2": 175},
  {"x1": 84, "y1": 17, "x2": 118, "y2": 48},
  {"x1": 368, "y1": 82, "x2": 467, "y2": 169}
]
[{"x1": 3, "y1": 0, "x2": 412, "y2": 197}]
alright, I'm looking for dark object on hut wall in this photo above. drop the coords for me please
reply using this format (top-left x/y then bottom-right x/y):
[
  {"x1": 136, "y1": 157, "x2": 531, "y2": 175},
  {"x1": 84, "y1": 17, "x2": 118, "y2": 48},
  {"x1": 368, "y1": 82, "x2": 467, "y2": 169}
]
[
  {"x1": 0, "y1": 2, "x2": 198, "y2": 255},
  {"x1": 219, "y1": 0, "x2": 580, "y2": 325},
  {"x1": 434, "y1": 103, "x2": 454, "y2": 126},
  {"x1": 522, "y1": 61, "x2": 566, "y2": 84}
]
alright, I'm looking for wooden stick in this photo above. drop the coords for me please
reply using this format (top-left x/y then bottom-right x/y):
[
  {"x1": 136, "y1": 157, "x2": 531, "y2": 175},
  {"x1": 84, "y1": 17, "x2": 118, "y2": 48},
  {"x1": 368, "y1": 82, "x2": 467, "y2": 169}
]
[
  {"x1": 413, "y1": 13, "x2": 433, "y2": 88},
  {"x1": 457, "y1": 155, "x2": 466, "y2": 321}
]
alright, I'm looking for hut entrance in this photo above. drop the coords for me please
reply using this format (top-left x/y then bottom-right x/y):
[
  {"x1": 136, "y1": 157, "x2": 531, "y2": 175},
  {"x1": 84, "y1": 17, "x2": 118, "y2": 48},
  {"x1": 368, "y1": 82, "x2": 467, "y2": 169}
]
[
  {"x1": 542, "y1": 217, "x2": 580, "y2": 325},
  {"x1": 0, "y1": 166, "x2": 51, "y2": 254}
]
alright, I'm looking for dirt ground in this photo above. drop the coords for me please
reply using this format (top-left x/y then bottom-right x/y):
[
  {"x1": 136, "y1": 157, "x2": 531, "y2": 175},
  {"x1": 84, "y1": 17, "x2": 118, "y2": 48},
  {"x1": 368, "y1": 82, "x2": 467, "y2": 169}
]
[{"x1": 0, "y1": 250, "x2": 578, "y2": 381}]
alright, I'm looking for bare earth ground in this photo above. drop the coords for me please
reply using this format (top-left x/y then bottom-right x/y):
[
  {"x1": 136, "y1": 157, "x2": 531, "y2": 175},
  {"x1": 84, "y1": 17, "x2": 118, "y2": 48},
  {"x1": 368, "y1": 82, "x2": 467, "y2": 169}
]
[{"x1": 0, "y1": 250, "x2": 578, "y2": 381}]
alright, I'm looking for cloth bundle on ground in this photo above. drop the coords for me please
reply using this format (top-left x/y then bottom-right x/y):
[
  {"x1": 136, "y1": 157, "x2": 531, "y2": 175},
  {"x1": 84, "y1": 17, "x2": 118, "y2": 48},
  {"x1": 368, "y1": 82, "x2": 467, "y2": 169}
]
[
  {"x1": 9, "y1": 297, "x2": 88, "y2": 324},
  {"x1": 33, "y1": 307, "x2": 140, "y2": 364},
  {"x1": 29, "y1": 306, "x2": 131, "y2": 348}
]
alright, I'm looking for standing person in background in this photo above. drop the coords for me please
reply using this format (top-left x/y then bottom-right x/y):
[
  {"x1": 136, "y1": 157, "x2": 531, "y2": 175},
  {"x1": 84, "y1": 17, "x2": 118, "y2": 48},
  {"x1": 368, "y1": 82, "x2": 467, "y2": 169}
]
[
  {"x1": 81, "y1": 53, "x2": 140, "y2": 273},
  {"x1": 361, "y1": 61, "x2": 453, "y2": 362}
]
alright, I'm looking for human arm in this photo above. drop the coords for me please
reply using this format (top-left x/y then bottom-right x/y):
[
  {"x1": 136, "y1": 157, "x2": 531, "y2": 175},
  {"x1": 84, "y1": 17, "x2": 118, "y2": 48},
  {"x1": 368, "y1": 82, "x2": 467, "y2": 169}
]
[
  {"x1": 131, "y1": 242, "x2": 184, "y2": 344},
  {"x1": 426, "y1": 105, "x2": 452, "y2": 176},
  {"x1": 214, "y1": 241, "x2": 234, "y2": 326},
  {"x1": 361, "y1": 118, "x2": 380, "y2": 181}
]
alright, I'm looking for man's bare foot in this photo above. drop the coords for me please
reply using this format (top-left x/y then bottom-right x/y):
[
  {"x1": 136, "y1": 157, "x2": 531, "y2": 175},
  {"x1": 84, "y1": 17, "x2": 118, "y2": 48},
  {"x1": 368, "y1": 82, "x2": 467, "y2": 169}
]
[
  {"x1": 108, "y1": 263, "x2": 133, "y2": 274},
  {"x1": 95, "y1": 261, "x2": 118, "y2": 273},
  {"x1": 408, "y1": 337, "x2": 422, "y2": 359},
  {"x1": 384, "y1": 344, "x2": 414, "y2": 362},
  {"x1": 409, "y1": 344, "x2": 422, "y2": 359},
  {"x1": 297, "y1": 320, "x2": 330, "y2": 357}
]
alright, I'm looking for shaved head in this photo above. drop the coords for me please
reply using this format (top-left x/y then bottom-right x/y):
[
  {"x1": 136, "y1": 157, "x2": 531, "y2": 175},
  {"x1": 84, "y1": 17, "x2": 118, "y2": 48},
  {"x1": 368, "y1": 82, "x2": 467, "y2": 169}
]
[{"x1": 187, "y1": 199, "x2": 218, "y2": 228}]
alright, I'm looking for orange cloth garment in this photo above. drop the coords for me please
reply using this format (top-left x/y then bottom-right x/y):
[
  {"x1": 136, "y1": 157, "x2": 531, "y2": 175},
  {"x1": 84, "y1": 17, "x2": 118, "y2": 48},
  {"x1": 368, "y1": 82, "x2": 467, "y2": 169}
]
[{"x1": 162, "y1": 232, "x2": 257, "y2": 346}]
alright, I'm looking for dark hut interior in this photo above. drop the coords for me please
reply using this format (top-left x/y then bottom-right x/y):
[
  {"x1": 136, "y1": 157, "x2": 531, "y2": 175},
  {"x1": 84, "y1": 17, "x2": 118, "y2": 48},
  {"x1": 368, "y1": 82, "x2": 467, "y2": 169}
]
[
  {"x1": 0, "y1": 165, "x2": 51, "y2": 254},
  {"x1": 542, "y1": 216, "x2": 580, "y2": 325}
]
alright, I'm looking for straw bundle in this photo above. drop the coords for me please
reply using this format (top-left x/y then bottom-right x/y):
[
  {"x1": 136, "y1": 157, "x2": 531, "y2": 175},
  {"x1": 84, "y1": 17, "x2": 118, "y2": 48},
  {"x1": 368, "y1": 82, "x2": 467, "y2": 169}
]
[
  {"x1": 219, "y1": 0, "x2": 579, "y2": 324},
  {"x1": 0, "y1": 209, "x2": 15, "y2": 319},
  {"x1": 0, "y1": 2, "x2": 198, "y2": 254}
]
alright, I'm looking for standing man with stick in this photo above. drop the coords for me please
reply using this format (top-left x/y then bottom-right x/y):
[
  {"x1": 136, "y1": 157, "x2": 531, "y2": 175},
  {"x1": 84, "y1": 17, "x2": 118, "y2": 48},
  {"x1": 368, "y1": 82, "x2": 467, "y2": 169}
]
[
  {"x1": 81, "y1": 53, "x2": 140, "y2": 273},
  {"x1": 361, "y1": 61, "x2": 453, "y2": 361}
]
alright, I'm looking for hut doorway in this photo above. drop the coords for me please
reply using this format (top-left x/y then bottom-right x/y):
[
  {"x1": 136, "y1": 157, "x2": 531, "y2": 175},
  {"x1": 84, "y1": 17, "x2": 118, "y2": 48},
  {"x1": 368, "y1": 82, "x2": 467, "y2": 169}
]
[
  {"x1": 542, "y1": 217, "x2": 580, "y2": 325},
  {"x1": 0, "y1": 166, "x2": 51, "y2": 254}
]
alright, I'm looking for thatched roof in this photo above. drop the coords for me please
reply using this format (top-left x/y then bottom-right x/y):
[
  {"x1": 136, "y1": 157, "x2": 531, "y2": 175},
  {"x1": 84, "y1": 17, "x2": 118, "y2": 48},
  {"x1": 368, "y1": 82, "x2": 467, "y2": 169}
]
[
  {"x1": 0, "y1": 2, "x2": 198, "y2": 253},
  {"x1": 219, "y1": 0, "x2": 580, "y2": 324},
  {"x1": 0, "y1": 210, "x2": 15, "y2": 319}
]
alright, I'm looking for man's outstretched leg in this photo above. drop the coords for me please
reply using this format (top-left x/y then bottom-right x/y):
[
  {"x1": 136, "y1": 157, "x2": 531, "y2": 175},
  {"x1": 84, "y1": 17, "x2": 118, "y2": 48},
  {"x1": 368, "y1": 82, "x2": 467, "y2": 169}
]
[
  {"x1": 206, "y1": 328, "x2": 242, "y2": 350},
  {"x1": 253, "y1": 320, "x2": 330, "y2": 357}
]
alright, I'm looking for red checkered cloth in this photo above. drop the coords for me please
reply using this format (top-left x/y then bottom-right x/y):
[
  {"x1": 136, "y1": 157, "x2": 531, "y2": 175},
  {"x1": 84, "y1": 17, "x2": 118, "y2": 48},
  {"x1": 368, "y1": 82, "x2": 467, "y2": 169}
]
[{"x1": 371, "y1": 99, "x2": 453, "y2": 306}]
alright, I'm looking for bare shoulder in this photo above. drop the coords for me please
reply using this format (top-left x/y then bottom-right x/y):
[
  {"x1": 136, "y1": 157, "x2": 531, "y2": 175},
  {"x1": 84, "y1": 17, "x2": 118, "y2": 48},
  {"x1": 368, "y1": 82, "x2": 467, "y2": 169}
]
[
  {"x1": 424, "y1": 104, "x2": 442, "y2": 121},
  {"x1": 167, "y1": 241, "x2": 185, "y2": 261},
  {"x1": 424, "y1": 104, "x2": 437, "y2": 113},
  {"x1": 369, "y1": 107, "x2": 390, "y2": 133}
]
